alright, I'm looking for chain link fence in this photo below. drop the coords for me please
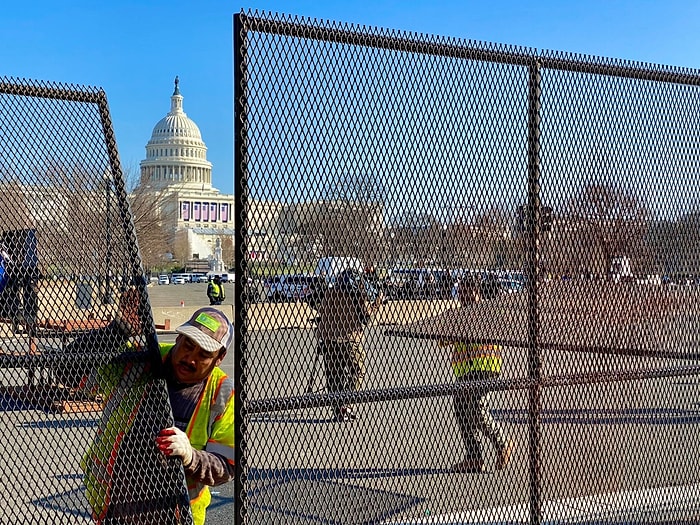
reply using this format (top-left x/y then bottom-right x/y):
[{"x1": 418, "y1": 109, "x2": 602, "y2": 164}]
[
  {"x1": 235, "y1": 11, "x2": 700, "y2": 525},
  {"x1": 0, "y1": 79, "x2": 192, "y2": 523}
]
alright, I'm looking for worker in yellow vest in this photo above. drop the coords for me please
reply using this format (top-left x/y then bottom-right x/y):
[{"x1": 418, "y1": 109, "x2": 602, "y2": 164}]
[
  {"x1": 207, "y1": 276, "x2": 225, "y2": 305},
  {"x1": 79, "y1": 295, "x2": 234, "y2": 525},
  {"x1": 443, "y1": 277, "x2": 514, "y2": 473}
]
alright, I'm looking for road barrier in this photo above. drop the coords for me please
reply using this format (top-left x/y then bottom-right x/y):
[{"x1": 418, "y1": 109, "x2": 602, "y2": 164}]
[{"x1": 4, "y1": 10, "x2": 700, "y2": 524}]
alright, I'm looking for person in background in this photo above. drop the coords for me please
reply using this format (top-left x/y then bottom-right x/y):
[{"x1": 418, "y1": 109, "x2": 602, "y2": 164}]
[
  {"x1": 0, "y1": 244, "x2": 9, "y2": 297},
  {"x1": 315, "y1": 268, "x2": 383, "y2": 422},
  {"x1": 444, "y1": 277, "x2": 515, "y2": 473},
  {"x1": 78, "y1": 291, "x2": 234, "y2": 525},
  {"x1": 207, "y1": 275, "x2": 225, "y2": 305}
]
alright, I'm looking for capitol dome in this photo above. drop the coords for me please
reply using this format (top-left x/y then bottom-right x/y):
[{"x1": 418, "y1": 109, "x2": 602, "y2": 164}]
[
  {"x1": 139, "y1": 77, "x2": 213, "y2": 190},
  {"x1": 149, "y1": 109, "x2": 203, "y2": 141}
]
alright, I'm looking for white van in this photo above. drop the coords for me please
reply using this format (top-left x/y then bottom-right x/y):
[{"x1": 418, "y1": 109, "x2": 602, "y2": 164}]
[
  {"x1": 314, "y1": 257, "x2": 363, "y2": 284},
  {"x1": 610, "y1": 256, "x2": 633, "y2": 283},
  {"x1": 207, "y1": 272, "x2": 235, "y2": 283}
]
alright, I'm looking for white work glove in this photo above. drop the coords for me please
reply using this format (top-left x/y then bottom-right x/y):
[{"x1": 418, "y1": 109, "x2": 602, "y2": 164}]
[{"x1": 156, "y1": 427, "x2": 194, "y2": 467}]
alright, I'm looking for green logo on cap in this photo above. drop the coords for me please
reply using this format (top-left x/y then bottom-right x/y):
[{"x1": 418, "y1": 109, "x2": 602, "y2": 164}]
[{"x1": 195, "y1": 312, "x2": 221, "y2": 333}]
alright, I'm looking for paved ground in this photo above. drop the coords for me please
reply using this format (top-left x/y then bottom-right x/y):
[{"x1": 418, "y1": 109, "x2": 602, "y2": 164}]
[
  {"x1": 241, "y1": 327, "x2": 700, "y2": 524},
  {"x1": 3, "y1": 282, "x2": 700, "y2": 524},
  {"x1": 150, "y1": 282, "x2": 700, "y2": 524},
  {"x1": 0, "y1": 283, "x2": 236, "y2": 525}
]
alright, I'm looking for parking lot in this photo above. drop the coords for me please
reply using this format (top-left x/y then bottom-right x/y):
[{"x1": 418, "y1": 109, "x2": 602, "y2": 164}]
[
  {"x1": 149, "y1": 280, "x2": 700, "y2": 524},
  {"x1": 3, "y1": 282, "x2": 700, "y2": 523}
]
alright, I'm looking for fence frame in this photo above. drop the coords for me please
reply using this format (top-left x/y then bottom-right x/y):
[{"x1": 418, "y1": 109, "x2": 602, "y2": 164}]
[
  {"x1": 0, "y1": 77, "x2": 192, "y2": 523},
  {"x1": 233, "y1": 11, "x2": 700, "y2": 525},
  {"x1": 0, "y1": 78, "x2": 161, "y2": 361}
]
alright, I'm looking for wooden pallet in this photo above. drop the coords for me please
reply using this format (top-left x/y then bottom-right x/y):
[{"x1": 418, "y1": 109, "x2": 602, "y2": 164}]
[
  {"x1": 36, "y1": 318, "x2": 111, "y2": 332},
  {"x1": 0, "y1": 384, "x2": 102, "y2": 414}
]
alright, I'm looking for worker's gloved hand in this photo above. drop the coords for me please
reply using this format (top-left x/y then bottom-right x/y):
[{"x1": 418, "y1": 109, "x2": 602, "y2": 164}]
[{"x1": 156, "y1": 427, "x2": 194, "y2": 467}]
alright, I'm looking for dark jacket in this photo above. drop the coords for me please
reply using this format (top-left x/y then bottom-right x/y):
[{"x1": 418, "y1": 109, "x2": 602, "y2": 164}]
[{"x1": 315, "y1": 284, "x2": 381, "y2": 344}]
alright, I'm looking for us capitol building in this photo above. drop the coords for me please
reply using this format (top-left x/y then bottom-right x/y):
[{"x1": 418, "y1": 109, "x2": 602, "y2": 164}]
[{"x1": 137, "y1": 77, "x2": 235, "y2": 269}]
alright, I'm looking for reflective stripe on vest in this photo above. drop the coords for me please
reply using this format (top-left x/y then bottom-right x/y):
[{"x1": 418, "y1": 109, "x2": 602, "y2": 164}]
[
  {"x1": 81, "y1": 358, "x2": 152, "y2": 522},
  {"x1": 451, "y1": 342, "x2": 503, "y2": 377},
  {"x1": 83, "y1": 343, "x2": 234, "y2": 525}
]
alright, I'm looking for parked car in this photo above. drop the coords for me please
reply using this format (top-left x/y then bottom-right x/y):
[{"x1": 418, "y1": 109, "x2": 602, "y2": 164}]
[
  {"x1": 264, "y1": 274, "x2": 314, "y2": 302},
  {"x1": 243, "y1": 277, "x2": 265, "y2": 303},
  {"x1": 195, "y1": 275, "x2": 210, "y2": 283},
  {"x1": 171, "y1": 275, "x2": 187, "y2": 285},
  {"x1": 158, "y1": 275, "x2": 170, "y2": 285},
  {"x1": 314, "y1": 256, "x2": 363, "y2": 285},
  {"x1": 207, "y1": 272, "x2": 235, "y2": 283},
  {"x1": 499, "y1": 278, "x2": 524, "y2": 293},
  {"x1": 497, "y1": 271, "x2": 526, "y2": 293},
  {"x1": 383, "y1": 268, "x2": 446, "y2": 300}
]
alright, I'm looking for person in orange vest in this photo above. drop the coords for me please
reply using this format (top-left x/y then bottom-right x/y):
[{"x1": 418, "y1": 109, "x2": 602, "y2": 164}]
[
  {"x1": 443, "y1": 277, "x2": 514, "y2": 473},
  {"x1": 77, "y1": 291, "x2": 234, "y2": 525}
]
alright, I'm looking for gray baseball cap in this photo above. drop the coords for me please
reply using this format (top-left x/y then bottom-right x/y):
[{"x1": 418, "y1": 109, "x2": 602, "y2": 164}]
[{"x1": 176, "y1": 307, "x2": 233, "y2": 353}]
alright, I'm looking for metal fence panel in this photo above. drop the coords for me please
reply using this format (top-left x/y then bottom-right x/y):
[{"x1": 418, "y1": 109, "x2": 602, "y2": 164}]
[
  {"x1": 0, "y1": 78, "x2": 192, "y2": 524},
  {"x1": 535, "y1": 57, "x2": 700, "y2": 524},
  {"x1": 236, "y1": 11, "x2": 700, "y2": 525}
]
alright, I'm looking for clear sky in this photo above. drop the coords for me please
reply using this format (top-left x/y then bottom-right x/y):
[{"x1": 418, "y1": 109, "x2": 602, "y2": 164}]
[{"x1": 2, "y1": 0, "x2": 700, "y2": 196}]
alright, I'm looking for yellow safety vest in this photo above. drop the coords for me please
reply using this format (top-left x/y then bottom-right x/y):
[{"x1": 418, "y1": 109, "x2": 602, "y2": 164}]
[
  {"x1": 450, "y1": 342, "x2": 503, "y2": 377},
  {"x1": 185, "y1": 357, "x2": 233, "y2": 524},
  {"x1": 80, "y1": 358, "x2": 153, "y2": 523},
  {"x1": 209, "y1": 283, "x2": 224, "y2": 299},
  {"x1": 81, "y1": 343, "x2": 234, "y2": 525}
]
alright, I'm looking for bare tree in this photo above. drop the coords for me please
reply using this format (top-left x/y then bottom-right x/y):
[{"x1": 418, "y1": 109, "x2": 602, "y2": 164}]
[
  {"x1": 567, "y1": 182, "x2": 649, "y2": 278},
  {"x1": 276, "y1": 202, "x2": 323, "y2": 266},
  {"x1": 171, "y1": 232, "x2": 190, "y2": 268},
  {"x1": 0, "y1": 180, "x2": 33, "y2": 232},
  {"x1": 128, "y1": 186, "x2": 173, "y2": 272},
  {"x1": 648, "y1": 212, "x2": 700, "y2": 278},
  {"x1": 474, "y1": 205, "x2": 509, "y2": 235},
  {"x1": 283, "y1": 173, "x2": 386, "y2": 268},
  {"x1": 123, "y1": 164, "x2": 175, "y2": 272},
  {"x1": 388, "y1": 210, "x2": 439, "y2": 268}
]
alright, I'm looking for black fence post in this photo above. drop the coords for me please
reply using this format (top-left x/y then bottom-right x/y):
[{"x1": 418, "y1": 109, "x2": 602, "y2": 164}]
[
  {"x1": 96, "y1": 90, "x2": 159, "y2": 357},
  {"x1": 103, "y1": 170, "x2": 114, "y2": 304},
  {"x1": 527, "y1": 57, "x2": 543, "y2": 525},
  {"x1": 233, "y1": 11, "x2": 248, "y2": 525}
]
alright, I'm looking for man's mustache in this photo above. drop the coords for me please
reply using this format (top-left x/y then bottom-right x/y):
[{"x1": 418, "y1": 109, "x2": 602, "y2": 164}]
[{"x1": 176, "y1": 361, "x2": 196, "y2": 372}]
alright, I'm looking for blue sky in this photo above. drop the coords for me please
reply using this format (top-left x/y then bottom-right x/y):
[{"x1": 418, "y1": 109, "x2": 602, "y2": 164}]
[{"x1": 2, "y1": 0, "x2": 700, "y2": 197}]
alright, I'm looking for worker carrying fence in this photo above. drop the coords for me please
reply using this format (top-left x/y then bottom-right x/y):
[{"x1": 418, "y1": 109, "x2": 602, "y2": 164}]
[{"x1": 74, "y1": 289, "x2": 234, "y2": 525}]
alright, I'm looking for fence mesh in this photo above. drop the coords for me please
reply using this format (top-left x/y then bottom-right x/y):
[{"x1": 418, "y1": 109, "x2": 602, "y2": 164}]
[
  {"x1": 0, "y1": 79, "x2": 191, "y2": 524},
  {"x1": 236, "y1": 11, "x2": 700, "y2": 525}
]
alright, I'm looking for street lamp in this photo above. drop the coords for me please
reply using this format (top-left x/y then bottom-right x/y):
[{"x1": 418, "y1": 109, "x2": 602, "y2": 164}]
[
  {"x1": 103, "y1": 171, "x2": 114, "y2": 304},
  {"x1": 441, "y1": 222, "x2": 448, "y2": 271}
]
